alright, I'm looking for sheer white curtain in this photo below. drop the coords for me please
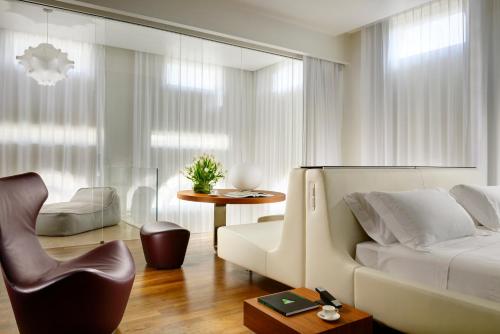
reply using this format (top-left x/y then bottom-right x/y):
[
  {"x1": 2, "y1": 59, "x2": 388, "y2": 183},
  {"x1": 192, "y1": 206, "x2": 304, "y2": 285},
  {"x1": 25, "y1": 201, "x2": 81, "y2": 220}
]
[
  {"x1": 303, "y1": 56, "x2": 344, "y2": 166},
  {"x1": 132, "y1": 37, "x2": 303, "y2": 232},
  {"x1": 0, "y1": 29, "x2": 105, "y2": 202},
  {"x1": 254, "y1": 59, "x2": 303, "y2": 204},
  {"x1": 471, "y1": 0, "x2": 500, "y2": 184},
  {"x1": 360, "y1": 0, "x2": 476, "y2": 167},
  {"x1": 491, "y1": 1, "x2": 500, "y2": 184},
  {"x1": 132, "y1": 49, "x2": 253, "y2": 232}
]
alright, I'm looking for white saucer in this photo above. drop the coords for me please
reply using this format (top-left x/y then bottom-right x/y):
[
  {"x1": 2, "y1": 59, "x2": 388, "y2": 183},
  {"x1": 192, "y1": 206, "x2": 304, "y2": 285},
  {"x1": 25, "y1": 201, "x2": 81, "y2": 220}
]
[{"x1": 317, "y1": 311, "x2": 340, "y2": 322}]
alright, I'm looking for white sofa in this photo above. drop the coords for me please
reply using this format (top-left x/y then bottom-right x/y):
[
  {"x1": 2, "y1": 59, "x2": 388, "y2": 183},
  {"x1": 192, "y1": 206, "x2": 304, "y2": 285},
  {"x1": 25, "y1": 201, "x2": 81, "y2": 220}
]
[
  {"x1": 217, "y1": 168, "x2": 306, "y2": 288},
  {"x1": 305, "y1": 167, "x2": 500, "y2": 333}
]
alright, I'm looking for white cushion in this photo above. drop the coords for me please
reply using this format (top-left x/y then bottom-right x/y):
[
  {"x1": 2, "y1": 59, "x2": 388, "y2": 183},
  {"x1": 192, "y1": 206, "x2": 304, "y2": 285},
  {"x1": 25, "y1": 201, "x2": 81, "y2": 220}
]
[
  {"x1": 365, "y1": 189, "x2": 475, "y2": 249},
  {"x1": 344, "y1": 192, "x2": 397, "y2": 245},
  {"x1": 71, "y1": 187, "x2": 117, "y2": 206},
  {"x1": 40, "y1": 202, "x2": 103, "y2": 214},
  {"x1": 217, "y1": 221, "x2": 283, "y2": 275},
  {"x1": 451, "y1": 185, "x2": 500, "y2": 231}
]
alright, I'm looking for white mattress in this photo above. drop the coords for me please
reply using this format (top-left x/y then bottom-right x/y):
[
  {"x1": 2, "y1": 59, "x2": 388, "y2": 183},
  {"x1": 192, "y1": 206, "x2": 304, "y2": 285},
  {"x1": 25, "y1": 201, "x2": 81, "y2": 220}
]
[{"x1": 356, "y1": 229, "x2": 500, "y2": 302}]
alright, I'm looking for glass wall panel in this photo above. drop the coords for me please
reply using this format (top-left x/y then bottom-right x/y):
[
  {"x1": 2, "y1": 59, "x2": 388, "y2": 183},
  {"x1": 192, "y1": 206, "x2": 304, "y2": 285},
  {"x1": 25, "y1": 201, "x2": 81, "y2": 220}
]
[
  {"x1": 0, "y1": 0, "x2": 304, "y2": 247},
  {"x1": 0, "y1": 0, "x2": 106, "y2": 248},
  {"x1": 102, "y1": 166, "x2": 158, "y2": 243}
]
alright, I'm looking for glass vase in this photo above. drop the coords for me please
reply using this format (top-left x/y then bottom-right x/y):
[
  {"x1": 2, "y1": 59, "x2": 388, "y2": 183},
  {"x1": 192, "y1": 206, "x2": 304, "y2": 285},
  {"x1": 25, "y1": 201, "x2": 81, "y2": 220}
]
[{"x1": 193, "y1": 182, "x2": 213, "y2": 194}]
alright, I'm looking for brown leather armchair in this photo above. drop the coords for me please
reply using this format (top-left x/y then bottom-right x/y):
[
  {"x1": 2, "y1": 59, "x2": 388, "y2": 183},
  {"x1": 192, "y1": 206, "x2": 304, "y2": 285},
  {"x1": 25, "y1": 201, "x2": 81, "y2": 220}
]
[{"x1": 0, "y1": 173, "x2": 136, "y2": 334}]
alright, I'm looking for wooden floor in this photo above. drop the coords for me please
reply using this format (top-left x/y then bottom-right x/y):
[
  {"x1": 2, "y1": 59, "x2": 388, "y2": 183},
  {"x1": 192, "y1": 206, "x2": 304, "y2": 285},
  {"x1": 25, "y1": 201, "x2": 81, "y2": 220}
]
[
  {"x1": 0, "y1": 233, "x2": 289, "y2": 333},
  {"x1": 38, "y1": 221, "x2": 140, "y2": 249}
]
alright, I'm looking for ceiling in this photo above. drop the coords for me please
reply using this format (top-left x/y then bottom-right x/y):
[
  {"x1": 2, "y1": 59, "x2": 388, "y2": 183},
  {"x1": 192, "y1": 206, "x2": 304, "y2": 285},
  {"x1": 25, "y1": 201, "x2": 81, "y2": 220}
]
[
  {"x1": 232, "y1": 0, "x2": 432, "y2": 36},
  {"x1": 0, "y1": 0, "x2": 433, "y2": 70},
  {"x1": 0, "y1": 0, "x2": 286, "y2": 71}
]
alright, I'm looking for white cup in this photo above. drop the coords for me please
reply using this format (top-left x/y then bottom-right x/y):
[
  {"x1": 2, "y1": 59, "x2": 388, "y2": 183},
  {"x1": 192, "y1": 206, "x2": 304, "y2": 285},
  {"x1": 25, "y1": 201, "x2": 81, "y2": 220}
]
[{"x1": 321, "y1": 305, "x2": 338, "y2": 318}]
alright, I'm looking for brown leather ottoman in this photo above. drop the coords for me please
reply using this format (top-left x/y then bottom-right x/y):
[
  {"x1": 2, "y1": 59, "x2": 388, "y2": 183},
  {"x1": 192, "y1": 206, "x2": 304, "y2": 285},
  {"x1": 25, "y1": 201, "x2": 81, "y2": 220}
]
[{"x1": 140, "y1": 221, "x2": 190, "y2": 269}]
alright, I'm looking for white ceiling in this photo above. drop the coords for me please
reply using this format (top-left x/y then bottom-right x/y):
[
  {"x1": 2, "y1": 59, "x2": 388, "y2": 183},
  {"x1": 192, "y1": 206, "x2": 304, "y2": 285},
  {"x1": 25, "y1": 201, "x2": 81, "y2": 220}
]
[
  {"x1": 232, "y1": 0, "x2": 432, "y2": 36},
  {"x1": 0, "y1": 0, "x2": 433, "y2": 70},
  {"x1": 0, "y1": 0, "x2": 286, "y2": 71}
]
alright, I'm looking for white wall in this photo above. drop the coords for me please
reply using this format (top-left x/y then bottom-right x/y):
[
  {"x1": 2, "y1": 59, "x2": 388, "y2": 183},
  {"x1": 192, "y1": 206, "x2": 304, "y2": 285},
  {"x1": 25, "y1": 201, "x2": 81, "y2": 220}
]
[
  {"x1": 342, "y1": 31, "x2": 363, "y2": 165},
  {"x1": 104, "y1": 46, "x2": 134, "y2": 168},
  {"x1": 60, "y1": 0, "x2": 350, "y2": 63}
]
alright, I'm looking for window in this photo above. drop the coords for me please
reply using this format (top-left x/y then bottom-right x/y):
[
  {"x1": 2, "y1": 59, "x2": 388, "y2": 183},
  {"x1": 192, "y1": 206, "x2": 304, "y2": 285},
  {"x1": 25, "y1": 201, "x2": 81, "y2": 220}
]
[
  {"x1": 389, "y1": 3, "x2": 466, "y2": 63},
  {"x1": 163, "y1": 61, "x2": 224, "y2": 107},
  {"x1": 163, "y1": 61, "x2": 222, "y2": 91},
  {"x1": 272, "y1": 60, "x2": 303, "y2": 93}
]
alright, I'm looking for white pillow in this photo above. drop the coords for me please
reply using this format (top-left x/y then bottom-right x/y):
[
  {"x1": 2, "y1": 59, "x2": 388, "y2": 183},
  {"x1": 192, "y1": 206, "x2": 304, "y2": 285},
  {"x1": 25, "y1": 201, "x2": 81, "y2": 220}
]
[
  {"x1": 365, "y1": 188, "x2": 475, "y2": 249},
  {"x1": 344, "y1": 192, "x2": 397, "y2": 245},
  {"x1": 450, "y1": 185, "x2": 500, "y2": 231}
]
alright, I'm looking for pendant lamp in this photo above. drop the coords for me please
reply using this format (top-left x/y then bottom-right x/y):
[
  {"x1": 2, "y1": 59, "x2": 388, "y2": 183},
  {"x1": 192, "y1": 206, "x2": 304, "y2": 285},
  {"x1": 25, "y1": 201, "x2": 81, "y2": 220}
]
[{"x1": 16, "y1": 8, "x2": 74, "y2": 86}]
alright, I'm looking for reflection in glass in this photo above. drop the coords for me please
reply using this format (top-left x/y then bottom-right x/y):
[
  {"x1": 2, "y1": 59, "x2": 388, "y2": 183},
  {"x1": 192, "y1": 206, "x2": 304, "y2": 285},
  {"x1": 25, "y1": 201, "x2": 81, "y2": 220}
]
[{"x1": 0, "y1": 0, "x2": 304, "y2": 244}]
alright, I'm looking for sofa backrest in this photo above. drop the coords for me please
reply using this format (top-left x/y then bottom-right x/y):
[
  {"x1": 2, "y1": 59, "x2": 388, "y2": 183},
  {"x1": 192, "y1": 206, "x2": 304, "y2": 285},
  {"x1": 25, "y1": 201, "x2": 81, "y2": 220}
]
[
  {"x1": 266, "y1": 168, "x2": 306, "y2": 287},
  {"x1": 71, "y1": 187, "x2": 118, "y2": 207}
]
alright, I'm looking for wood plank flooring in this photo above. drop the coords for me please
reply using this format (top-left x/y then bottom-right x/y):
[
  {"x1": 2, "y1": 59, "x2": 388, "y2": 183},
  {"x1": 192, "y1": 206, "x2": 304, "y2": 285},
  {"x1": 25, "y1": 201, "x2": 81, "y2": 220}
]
[
  {"x1": 0, "y1": 233, "x2": 289, "y2": 333},
  {"x1": 37, "y1": 221, "x2": 140, "y2": 249}
]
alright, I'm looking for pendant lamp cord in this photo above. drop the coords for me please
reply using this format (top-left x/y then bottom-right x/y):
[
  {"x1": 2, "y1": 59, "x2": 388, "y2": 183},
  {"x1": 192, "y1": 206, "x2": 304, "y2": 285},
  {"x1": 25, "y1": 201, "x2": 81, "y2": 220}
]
[{"x1": 43, "y1": 8, "x2": 52, "y2": 44}]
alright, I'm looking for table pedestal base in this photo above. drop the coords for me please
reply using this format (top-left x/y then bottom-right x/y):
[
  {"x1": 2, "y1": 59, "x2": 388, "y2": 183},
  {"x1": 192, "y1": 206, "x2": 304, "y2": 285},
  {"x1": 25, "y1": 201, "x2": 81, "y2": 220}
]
[
  {"x1": 213, "y1": 204, "x2": 226, "y2": 251},
  {"x1": 177, "y1": 189, "x2": 286, "y2": 252}
]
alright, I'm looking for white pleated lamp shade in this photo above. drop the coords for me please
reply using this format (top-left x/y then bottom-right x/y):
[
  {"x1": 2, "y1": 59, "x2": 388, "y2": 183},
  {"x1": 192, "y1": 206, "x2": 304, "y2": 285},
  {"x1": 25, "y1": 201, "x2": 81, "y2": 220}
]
[
  {"x1": 16, "y1": 43, "x2": 74, "y2": 86},
  {"x1": 228, "y1": 163, "x2": 263, "y2": 191}
]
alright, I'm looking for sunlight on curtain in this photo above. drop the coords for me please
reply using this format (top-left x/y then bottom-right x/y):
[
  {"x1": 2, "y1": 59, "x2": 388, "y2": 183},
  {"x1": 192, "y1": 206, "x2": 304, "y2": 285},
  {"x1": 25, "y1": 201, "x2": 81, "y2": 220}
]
[
  {"x1": 132, "y1": 36, "x2": 303, "y2": 232},
  {"x1": 361, "y1": 0, "x2": 476, "y2": 167},
  {"x1": 303, "y1": 56, "x2": 344, "y2": 166},
  {"x1": 254, "y1": 59, "x2": 303, "y2": 194},
  {"x1": 389, "y1": 3, "x2": 465, "y2": 62},
  {"x1": 0, "y1": 29, "x2": 105, "y2": 202}
]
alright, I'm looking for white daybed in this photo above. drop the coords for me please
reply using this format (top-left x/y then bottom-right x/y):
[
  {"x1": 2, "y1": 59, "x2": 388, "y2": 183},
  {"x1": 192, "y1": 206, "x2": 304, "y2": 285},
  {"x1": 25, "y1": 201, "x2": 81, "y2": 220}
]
[
  {"x1": 305, "y1": 167, "x2": 500, "y2": 333},
  {"x1": 36, "y1": 187, "x2": 121, "y2": 236}
]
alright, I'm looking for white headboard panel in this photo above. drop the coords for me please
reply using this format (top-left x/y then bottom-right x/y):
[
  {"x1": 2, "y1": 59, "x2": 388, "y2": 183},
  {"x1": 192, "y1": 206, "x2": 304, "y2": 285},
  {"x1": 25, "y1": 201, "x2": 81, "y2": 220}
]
[
  {"x1": 305, "y1": 167, "x2": 484, "y2": 304},
  {"x1": 417, "y1": 167, "x2": 485, "y2": 189},
  {"x1": 325, "y1": 167, "x2": 484, "y2": 256}
]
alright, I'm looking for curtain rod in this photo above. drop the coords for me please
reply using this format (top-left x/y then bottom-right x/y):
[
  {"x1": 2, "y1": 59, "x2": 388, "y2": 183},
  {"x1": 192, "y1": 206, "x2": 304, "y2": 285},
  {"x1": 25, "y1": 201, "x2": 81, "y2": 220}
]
[{"x1": 18, "y1": 0, "x2": 306, "y2": 61}]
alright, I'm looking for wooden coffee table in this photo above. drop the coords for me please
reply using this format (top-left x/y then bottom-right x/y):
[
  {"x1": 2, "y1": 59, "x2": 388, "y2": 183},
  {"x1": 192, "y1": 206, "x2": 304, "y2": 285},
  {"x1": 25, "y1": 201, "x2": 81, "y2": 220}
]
[
  {"x1": 177, "y1": 189, "x2": 285, "y2": 250},
  {"x1": 244, "y1": 288, "x2": 373, "y2": 334}
]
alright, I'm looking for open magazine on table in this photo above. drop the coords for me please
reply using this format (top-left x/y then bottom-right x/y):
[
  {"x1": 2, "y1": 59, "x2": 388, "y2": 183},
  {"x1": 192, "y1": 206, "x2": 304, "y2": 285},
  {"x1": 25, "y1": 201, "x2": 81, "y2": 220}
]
[{"x1": 224, "y1": 191, "x2": 273, "y2": 198}]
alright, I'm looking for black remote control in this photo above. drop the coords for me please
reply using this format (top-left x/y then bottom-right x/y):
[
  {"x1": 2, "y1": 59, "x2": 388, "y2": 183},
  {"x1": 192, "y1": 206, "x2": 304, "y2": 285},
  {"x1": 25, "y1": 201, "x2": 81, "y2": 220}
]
[{"x1": 315, "y1": 287, "x2": 343, "y2": 308}]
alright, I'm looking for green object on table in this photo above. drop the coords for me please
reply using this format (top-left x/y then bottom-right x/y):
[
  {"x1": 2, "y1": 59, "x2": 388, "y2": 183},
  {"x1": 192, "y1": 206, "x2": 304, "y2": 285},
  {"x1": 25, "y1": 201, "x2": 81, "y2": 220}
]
[
  {"x1": 193, "y1": 182, "x2": 213, "y2": 194},
  {"x1": 183, "y1": 154, "x2": 225, "y2": 194}
]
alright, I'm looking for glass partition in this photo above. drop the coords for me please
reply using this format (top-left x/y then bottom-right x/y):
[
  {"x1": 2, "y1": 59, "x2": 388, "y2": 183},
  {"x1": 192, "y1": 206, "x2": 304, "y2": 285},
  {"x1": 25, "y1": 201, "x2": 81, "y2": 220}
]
[
  {"x1": 36, "y1": 167, "x2": 158, "y2": 249},
  {"x1": 0, "y1": 0, "x2": 303, "y2": 248},
  {"x1": 37, "y1": 186, "x2": 107, "y2": 249},
  {"x1": 108, "y1": 166, "x2": 158, "y2": 226}
]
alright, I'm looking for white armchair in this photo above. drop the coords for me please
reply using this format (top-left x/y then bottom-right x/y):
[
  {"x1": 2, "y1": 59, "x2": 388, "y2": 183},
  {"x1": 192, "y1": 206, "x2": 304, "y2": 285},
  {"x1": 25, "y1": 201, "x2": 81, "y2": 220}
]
[{"x1": 217, "y1": 168, "x2": 305, "y2": 287}]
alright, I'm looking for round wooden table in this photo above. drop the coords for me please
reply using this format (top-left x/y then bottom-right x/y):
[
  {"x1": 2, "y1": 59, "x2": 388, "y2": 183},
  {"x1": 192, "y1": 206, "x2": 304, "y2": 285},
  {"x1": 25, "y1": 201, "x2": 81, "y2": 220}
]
[{"x1": 177, "y1": 189, "x2": 286, "y2": 250}]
